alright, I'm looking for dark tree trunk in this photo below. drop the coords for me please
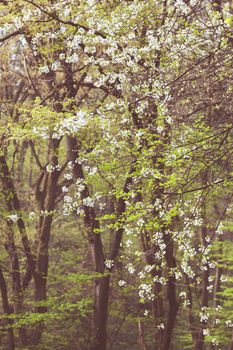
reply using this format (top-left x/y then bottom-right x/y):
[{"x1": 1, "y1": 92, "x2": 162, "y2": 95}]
[
  {"x1": 186, "y1": 277, "x2": 196, "y2": 344},
  {"x1": 5, "y1": 228, "x2": 28, "y2": 347},
  {"x1": 138, "y1": 319, "x2": 148, "y2": 350},
  {"x1": 228, "y1": 332, "x2": 233, "y2": 350},
  {"x1": 32, "y1": 138, "x2": 60, "y2": 345},
  {"x1": 91, "y1": 275, "x2": 110, "y2": 350},
  {"x1": 67, "y1": 135, "x2": 134, "y2": 350},
  {"x1": 213, "y1": 237, "x2": 223, "y2": 308},
  {"x1": 0, "y1": 154, "x2": 32, "y2": 347},
  {"x1": 17, "y1": 140, "x2": 28, "y2": 182},
  {"x1": 161, "y1": 232, "x2": 178, "y2": 350},
  {"x1": 0, "y1": 267, "x2": 15, "y2": 350},
  {"x1": 195, "y1": 172, "x2": 209, "y2": 350}
]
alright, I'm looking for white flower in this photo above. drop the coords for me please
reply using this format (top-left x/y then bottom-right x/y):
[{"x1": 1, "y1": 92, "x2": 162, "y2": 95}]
[
  {"x1": 157, "y1": 125, "x2": 164, "y2": 134},
  {"x1": 51, "y1": 60, "x2": 60, "y2": 71},
  {"x1": 46, "y1": 164, "x2": 54, "y2": 173},
  {"x1": 13, "y1": 17, "x2": 23, "y2": 29},
  {"x1": 128, "y1": 32, "x2": 135, "y2": 40},
  {"x1": 64, "y1": 173, "x2": 73, "y2": 180},
  {"x1": 87, "y1": 0, "x2": 95, "y2": 6},
  {"x1": 66, "y1": 53, "x2": 79, "y2": 63},
  {"x1": 203, "y1": 328, "x2": 210, "y2": 336},
  {"x1": 67, "y1": 161, "x2": 74, "y2": 169},
  {"x1": 143, "y1": 310, "x2": 149, "y2": 316},
  {"x1": 208, "y1": 262, "x2": 216, "y2": 269},
  {"x1": 39, "y1": 65, "x2": 49, "y2": 74},
  {"x1": 211, "y1": 338, "x2": 219, "y2": 346},
  {"x1": 216, "y1": 305, "x2": 222, "y2": 313},
  {"x1": 8, "y1": 214, "x2": 19, "y2": 223},
  {"x1": 104, "y1": 259, "x2": 114, "y2": 269},
  {"x1": 32, "y1": 126, "x2": 49, "y2": 139},
  {"x1": 118, "y1": 280, "x2": 126, "y2": 287},
  {"x1": 63, "y1": 7, "x2": 71, "y2": 16},
  {"x1": 175, "y1": 0, "x2": 190, "y2": 14},
  {"x1": 138, "y1": 271, "x2": 146, "y2": 279},
  {"x1": 53, "y1": 110, "x2": 88, "y2": 138},
  {"x1": 89, "y1": 167, "x2": 97, "y2": 176},
  {"x1": 226, "y1": 320, "x2": 233, "y2": 327},
  {"x1": 126, "y1": 263, "x2": 135, "y2": 275},
  {"x1": 76, "y1": 179, "x2": 85, "y2": 193},
  {"x1": 126, "y1": 239, "x2": 133, "y2": 248},
  {"x1": 144, "y1": 265, "x2": 154, "y2": 273},
  {"x1": 59, "y1": 53, "x2": 66, "y2": 60},
  {"x1": 85, "y1": 76, "x2": 93, "y2": 83},
  {"x1": 157, "y1": 323, "x2": 164, "y2": 329},
  {"x1": 76, "y1": 111, "x2": 88, "y2": 126},
  {"x1": 83, "y1": 196, "x2": 94, "y2": 207},
  {"x1": 216, "y1": 223, "x2": 223, "y2": 235},
  {"x1": 62, "y1": 186, "x2": 69, "y2": 193},
  {"x1": 60, "y1": 26, "x2": 66, "y2": 34},
  {"x1": 153, "y1": 276, "x2": 167, "y2": 285},
  {"x1": 179, "y1": 291, "x2": 187, "y2": 299},
  {"x1": 139, "y1": 283, "x2": 154, "y2": 301},
  {"x1": 76, "y1": 157, "x2": 87, "y2": 165},
  {"x1": 76, "y1": 207, "x2": 84, "y2": 216},
  {"x1": 29, "y1": 211, "x2": 36, "y2": 219},
  {"x1": 166, "y1": 116, "x2": 173, "y2": 124},
  {"x1": 64, "y1": 196, "x2": 73, "y2": 203},
  {"x1": 199, "y1": 307, "x2": 209, "y2": 323},
  {"x1": 137, "y1": 218, "x2": 145, "y2": 227},
  {"x1": 220, "y1": 275, "x2": 229, "y2": 282}
]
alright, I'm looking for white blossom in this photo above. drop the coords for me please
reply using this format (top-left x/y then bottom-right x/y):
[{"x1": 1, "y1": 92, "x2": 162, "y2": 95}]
[
  {"x1": 126, "y1": 263, "x2": 136, "y2": 275},
  {"x1": 28, "y1": 212, "x2": 36, "y2": 219},
  {"x1": 226, "y1": 320, "x2": 233, "y2": 328},
  {"x1": 157, "y1": 323, "x2": 164, "y2": 330},
  {"x1": 83, "y1": 196, "x2": 94, "y2": 207},
  {"x1": 118, "y1": 280, "x2": 126, "y2": 287},
  {"x1": 8, "y1": 214, "x2": 19, "y2": 223},
  {"x1": 64, "y1": 173, "x2": 73, "y2": 180},
  {"x1": 62, "y1": 186, "x2": 69, "y2": 193},
  {"x1": 39, "y1": 65, "x2": 49, "y2": 74},
  {"x1": 139, "y1": 283, "x2": 154, "y2": 301},
  {"x1": 203, "y1": 328, "x2": 210, "y2": 336},
  {"x1": 104, "y1": 259, "x2": 114, "y2": 269}
]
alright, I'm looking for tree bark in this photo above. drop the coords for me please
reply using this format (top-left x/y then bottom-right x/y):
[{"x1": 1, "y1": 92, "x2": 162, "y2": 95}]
[
  {"x1": 32, "y1": 138, "x2": 60, "y2": 345},
  {"x1": 0, "y1": 154, "x2": 32, "y2": 347},
  {"x1": 0, "y1": 266, "x2": 15, "y2": 350},
  {"x1": 67, "y1": 135, "x2": 134, "y2": 350},
  {"x1": 195, "y1": 172, "x2": 209, "y2": 350},
  {"x1": 138, "y1": 319, "x2": 148, "y2": 350},
  {"x1": 91, "y1": 275, "x2": 110, "y2": 350},
  {"x1": 161, "y1": 231, "x2": 178, "y2": 350}
]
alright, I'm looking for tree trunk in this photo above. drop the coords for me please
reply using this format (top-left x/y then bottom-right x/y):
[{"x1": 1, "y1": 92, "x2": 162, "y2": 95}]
[
  {"x1": 0, "y1": 267, "x2": 15, "y2": 350},
  {"x1": 213, "y1": 238, "x2": 223, "y2": 308},
  {"x1": 5, "y1": 228, "x2": 28, "y2": 347},
  {"x1": 228, "y1": 331, "x2": 233, "y2": 350},
  {"x1": 195, "y1": 172, "x2": 209, "y2": 350},
  {"x1": 186, "y1": 277, "x2": 196, "y2": 344},
  {"x1": 67, "y1": 134, "x2": 135, "y2": 350},
  {"x1": 138, "y1": 319, "x2": 148, "y2": 350},
  {"x1": 32, "y1": 138, "x2": 60, "y2": 345},
  {"x1": 0, "y1": 154, "x2": 31, "y2": 347},
  {"x1": 91, "y1": 275, "x2": 110, "y2": 350},
  {"x1": 161, "y1": 231, "x2": 178, "y2": 350}
]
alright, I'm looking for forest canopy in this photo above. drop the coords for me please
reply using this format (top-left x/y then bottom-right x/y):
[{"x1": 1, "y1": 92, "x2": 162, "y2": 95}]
[{"x1": 0, "y1": 0, "x2": 233, "y2": 349}]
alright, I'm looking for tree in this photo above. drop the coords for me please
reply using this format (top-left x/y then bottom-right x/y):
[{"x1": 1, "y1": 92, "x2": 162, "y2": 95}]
[{"x1": 0, "y1": 1, "x2": 233, "y2": 349}]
